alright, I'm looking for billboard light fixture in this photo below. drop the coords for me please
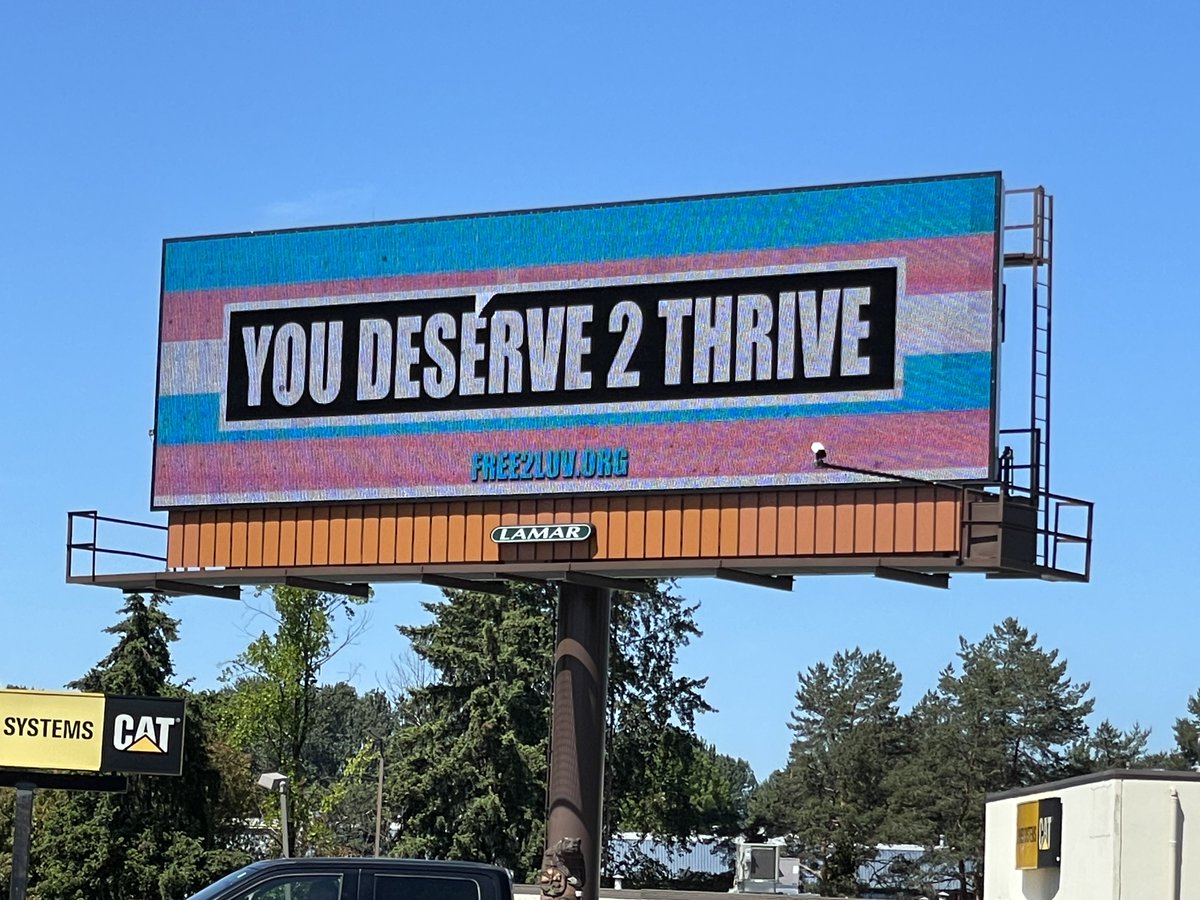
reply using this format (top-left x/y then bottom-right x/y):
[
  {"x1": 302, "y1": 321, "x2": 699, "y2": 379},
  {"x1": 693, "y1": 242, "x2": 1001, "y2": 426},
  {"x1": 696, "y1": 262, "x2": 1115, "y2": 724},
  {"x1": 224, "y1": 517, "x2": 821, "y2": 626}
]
[
  {"x1": 874, "y1": 566, "x2": 950, "y2": 590},
  {"x1": 714, "y1": 568, "x2": 794, "y2": 593},
  {"x1": 560, "y1": 572, "x2": 654, "y2": 594}
]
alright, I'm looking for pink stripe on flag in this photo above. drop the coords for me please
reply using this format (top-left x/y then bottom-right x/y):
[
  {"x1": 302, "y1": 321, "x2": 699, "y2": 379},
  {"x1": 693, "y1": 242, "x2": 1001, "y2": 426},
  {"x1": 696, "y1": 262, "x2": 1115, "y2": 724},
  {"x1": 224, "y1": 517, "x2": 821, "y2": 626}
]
[
  {"x1": 160, "y1": 234, "x2": 995, "y2": 342},
  {"x1": 153, "y1": 409, "x2": 991, "y2": 503}
]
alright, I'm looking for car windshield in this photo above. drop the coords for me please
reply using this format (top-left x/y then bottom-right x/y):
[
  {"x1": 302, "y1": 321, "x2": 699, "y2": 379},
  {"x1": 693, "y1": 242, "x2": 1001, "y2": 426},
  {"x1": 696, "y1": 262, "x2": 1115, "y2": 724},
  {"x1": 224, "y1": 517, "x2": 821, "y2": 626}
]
[{"x1": 185, "y1": 862, "x2": 270, "y2": 900}]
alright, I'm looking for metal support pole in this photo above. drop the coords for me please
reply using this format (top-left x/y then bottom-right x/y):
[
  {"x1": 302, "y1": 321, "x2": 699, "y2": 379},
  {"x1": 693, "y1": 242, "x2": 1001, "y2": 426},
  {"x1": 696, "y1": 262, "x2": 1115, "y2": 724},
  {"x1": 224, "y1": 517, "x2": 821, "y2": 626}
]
[
  {"x1": 279, "y1": 781, "x2": 291, "y2": 858},
  {"x1": 374, "y1": 743, "x2": 385, "y2": 857},
  {"x1": 9, "y1": 784, "x2": 34, "y2": 900},
  {"x1": 540, "y1": 582, "x2": 611, "y2": 900}
]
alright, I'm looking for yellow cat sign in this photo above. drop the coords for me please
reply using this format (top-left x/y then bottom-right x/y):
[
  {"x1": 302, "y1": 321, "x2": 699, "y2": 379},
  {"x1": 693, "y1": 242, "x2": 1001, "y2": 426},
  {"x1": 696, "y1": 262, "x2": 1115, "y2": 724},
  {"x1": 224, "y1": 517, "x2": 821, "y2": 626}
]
[
  {"x1": 1016, "y1": 797, "x2": 1062, "y2": 869},
  {"x1": 0, "y1": 689, "x2": 185, "y2": 776}
]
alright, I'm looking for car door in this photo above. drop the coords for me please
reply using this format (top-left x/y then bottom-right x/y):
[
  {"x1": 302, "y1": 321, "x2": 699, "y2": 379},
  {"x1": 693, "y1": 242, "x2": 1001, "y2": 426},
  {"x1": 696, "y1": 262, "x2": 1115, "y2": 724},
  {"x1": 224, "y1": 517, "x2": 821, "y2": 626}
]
[{"x1": 228, "y1": 871, "x2": 358, "y2": 900}]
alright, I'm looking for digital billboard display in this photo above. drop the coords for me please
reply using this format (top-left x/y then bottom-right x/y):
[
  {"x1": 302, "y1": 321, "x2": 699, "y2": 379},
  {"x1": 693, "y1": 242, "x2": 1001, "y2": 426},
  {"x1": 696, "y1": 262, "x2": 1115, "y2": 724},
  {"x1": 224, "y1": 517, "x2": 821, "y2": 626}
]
[{"x1": 153, "y1": 173, "x2": 1001, "y2": 508}]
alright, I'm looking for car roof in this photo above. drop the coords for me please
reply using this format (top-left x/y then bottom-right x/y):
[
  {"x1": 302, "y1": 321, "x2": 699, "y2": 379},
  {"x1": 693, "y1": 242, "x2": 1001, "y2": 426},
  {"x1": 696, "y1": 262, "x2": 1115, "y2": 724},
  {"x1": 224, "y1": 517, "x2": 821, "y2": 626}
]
[{"x1": 247, "y1": 858, "x2": 510, "y2": 875}]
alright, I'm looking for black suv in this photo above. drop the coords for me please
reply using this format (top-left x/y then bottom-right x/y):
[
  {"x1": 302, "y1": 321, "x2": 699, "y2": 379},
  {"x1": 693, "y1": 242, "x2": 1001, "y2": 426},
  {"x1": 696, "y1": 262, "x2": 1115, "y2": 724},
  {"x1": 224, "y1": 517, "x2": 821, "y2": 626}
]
[{"x1": 187, "y1": 858, "x2": 514, "y2": 900}]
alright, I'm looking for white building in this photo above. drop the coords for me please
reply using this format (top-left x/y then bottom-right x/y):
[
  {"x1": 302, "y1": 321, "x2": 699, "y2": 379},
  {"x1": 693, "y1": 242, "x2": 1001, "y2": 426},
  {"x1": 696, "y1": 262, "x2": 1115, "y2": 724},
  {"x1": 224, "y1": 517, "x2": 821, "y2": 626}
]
[{"x1": 984, "y1": 769, "x2": 1200, "y2": 900}]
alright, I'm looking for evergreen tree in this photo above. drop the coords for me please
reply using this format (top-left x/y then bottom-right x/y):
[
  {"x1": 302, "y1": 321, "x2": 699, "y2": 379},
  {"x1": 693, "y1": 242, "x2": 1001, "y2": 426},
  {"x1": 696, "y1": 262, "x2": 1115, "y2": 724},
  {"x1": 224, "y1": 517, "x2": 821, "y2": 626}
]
[
  {"x1": 0, "y1": 789, "x2": 13, "y2": 893},
  {"x1": 1173, "y1": 689, "x2": 1200, "y2": 767},
  {"x1": 304, "y1": 685, "x2": 393, "y2": 786},
  {"x1": 603, "y1": 583, "x2": 715, "y2": 853},
  {"x1": 706, "y1": 747, "x2": 757, "y2": 835},
  {"x1": 749, "y1": 648, "x2": 906, "y2": 895},
  {"x1": 386, "y1": 581, "x2": 554, "y2": 872},
  {"x1": 31, "y1": 594, "x2": 252, "y2": 900},
  {"x1": 69, "y1": 593, "x2": 177, "y2": 695},
  {"x1": 1066, "y1": 719, "x2": 1151, "y2": 773},
  {"x1": 383, "y1": 580, "x2": 719, "y2": 881},
  {"x1": 886, "y1": 618, "x2": 1093, "y2": 900}
]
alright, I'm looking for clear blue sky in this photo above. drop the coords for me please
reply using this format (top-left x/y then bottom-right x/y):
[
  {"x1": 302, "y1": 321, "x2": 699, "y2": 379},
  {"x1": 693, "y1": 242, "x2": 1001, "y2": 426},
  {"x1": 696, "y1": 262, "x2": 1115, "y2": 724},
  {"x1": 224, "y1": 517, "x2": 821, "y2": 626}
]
[{"x1": 2, "y1": 2, "x2": 1197, "y2": 781}]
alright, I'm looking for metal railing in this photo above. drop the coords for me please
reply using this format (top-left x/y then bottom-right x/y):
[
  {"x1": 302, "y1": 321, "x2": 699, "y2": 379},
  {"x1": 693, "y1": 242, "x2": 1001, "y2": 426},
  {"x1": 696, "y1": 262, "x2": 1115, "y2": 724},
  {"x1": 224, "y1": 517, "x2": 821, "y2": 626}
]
[
  {"x1": 959, "y1": 484, "x2": 1093, "y2": 581},
  {"x1": 66, "y1": 510, "x2": 167, "y2": 581}
]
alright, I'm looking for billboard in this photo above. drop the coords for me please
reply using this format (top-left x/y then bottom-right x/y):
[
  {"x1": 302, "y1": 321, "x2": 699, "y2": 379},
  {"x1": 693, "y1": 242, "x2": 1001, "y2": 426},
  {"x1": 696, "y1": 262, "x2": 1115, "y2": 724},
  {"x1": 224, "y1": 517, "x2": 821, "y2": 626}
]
[
  {"x1": 154, "y1": 173, "x2": 1001, "y2": 508},
  {"x1": 0, "y1": 690, "x2": 186, "y2": 776}
]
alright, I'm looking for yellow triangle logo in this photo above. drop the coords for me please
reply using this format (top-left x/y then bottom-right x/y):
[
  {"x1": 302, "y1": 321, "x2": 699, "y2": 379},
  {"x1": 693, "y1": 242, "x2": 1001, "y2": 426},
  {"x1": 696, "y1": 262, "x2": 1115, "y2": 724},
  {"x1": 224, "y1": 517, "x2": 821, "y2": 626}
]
[{"x1": 127, "y1": 735, "x2": 164, "y2": 754}]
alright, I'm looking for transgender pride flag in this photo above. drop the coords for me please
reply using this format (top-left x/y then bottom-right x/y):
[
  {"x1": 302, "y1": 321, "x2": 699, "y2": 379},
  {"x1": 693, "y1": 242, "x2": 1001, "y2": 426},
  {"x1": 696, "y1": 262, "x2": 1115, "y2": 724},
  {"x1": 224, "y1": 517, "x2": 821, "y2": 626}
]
[{"x1": 153, "y1": 173, "x2": 1001, "y2": 508}]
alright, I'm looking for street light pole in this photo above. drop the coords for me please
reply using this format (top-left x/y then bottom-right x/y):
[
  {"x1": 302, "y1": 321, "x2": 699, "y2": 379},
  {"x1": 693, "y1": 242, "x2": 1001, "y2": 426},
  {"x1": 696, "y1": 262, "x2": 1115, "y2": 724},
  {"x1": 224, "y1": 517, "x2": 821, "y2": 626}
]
[
  {"x1": 374, "y1": 743, "x2": 384, "y2": 857},
  {"x1": 278, "y1": 779, "x2": 291, "y2": 858},
  {"x1": 256, "y1": 772, "x2": 291, "y2": 858}
]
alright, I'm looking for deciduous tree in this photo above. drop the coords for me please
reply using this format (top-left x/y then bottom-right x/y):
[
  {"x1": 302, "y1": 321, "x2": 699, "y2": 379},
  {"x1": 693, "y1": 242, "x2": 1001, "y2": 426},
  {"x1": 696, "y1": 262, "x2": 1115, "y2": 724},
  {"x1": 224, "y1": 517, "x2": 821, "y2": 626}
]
[{"x1": 220, "y1": 584, "x2": 369, "y2": 854}]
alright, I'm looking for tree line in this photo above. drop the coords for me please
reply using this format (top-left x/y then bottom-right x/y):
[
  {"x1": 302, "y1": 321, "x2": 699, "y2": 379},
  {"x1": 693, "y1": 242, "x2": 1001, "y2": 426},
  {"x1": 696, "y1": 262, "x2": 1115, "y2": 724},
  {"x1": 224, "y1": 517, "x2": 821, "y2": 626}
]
[{"x1": 1, "y1": 587, "x2": 1198, "y2": 900}]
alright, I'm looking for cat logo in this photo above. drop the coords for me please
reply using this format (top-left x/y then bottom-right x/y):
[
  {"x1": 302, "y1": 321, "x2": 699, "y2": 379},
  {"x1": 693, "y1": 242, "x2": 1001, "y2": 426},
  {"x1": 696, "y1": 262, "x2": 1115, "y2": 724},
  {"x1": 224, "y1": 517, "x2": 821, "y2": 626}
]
[
  {"x1": 1037, "y1": 815, "x2": 1053, "y2": 851},
  {"x1": 100, "y1": 696, "x2": 186, "y2": 775},
  {"x1": 112, "y1": 713, "x2": 180, "y2": 754}
]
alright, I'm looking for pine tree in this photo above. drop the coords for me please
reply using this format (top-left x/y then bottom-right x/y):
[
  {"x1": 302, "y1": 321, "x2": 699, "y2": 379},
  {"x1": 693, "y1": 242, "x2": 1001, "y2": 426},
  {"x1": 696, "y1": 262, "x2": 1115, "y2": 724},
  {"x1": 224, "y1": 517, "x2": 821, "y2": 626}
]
[
  {"x1": 31, "y1": 594, "x2": 252, "y2": 900},
  {"x1": 749, "y1": 648, "x2": 906, "y2": 895},
  {"x1": 1066, "y1": 719, "x2": 1151, "y2": 773},
  {"x1": 886, "y1": 617, "x2": 1093, "y2": 900},
  {"x1": 1174, "y1": 689, "x2": 1200, "y2": 767}
]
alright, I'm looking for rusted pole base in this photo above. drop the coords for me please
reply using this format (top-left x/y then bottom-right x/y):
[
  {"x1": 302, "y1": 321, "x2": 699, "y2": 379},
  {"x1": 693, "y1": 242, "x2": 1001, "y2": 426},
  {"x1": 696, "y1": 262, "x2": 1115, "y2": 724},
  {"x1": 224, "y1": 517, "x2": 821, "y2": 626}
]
[{"x1": 540, "y1": 582, "x2": 611, "y2": 900}]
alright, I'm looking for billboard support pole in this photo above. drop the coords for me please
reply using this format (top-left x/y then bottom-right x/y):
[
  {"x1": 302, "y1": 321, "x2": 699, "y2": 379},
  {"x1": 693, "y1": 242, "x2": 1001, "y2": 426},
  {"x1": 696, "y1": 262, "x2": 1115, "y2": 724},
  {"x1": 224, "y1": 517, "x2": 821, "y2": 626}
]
[
  {"x1": 541, "y1": 582, "x2": 611, "y2": 900},
  {"x1": 9, "y1": 783, "x2": 34, "y2": 900}
]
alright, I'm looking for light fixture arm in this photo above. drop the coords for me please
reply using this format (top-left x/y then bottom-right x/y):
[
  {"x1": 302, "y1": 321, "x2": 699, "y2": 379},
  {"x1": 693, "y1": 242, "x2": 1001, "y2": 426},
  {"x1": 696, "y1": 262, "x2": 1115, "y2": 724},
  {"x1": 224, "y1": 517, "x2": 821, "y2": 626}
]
[{"x1": 813, "y1": 447, "x2": 959, "y2": 490}]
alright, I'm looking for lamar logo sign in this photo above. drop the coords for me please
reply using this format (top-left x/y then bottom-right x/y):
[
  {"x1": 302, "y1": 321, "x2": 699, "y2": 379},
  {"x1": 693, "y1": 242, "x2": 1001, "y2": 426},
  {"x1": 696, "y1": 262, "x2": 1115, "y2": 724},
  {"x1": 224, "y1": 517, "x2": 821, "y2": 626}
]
[
  {"x1": 100, "y1": 696, "x2": 186, "y2": 776},
  {"x1": 491, "y1": 523, "x2": 595, "y2": 544}
]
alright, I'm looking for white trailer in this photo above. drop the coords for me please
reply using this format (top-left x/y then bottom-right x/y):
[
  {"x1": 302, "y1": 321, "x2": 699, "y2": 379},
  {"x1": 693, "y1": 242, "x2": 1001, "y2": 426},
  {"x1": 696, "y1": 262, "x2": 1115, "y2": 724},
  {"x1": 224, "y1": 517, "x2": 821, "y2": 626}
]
[{"x1": 984, "y1": 769, "x2": 1200, "y2": 900}]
